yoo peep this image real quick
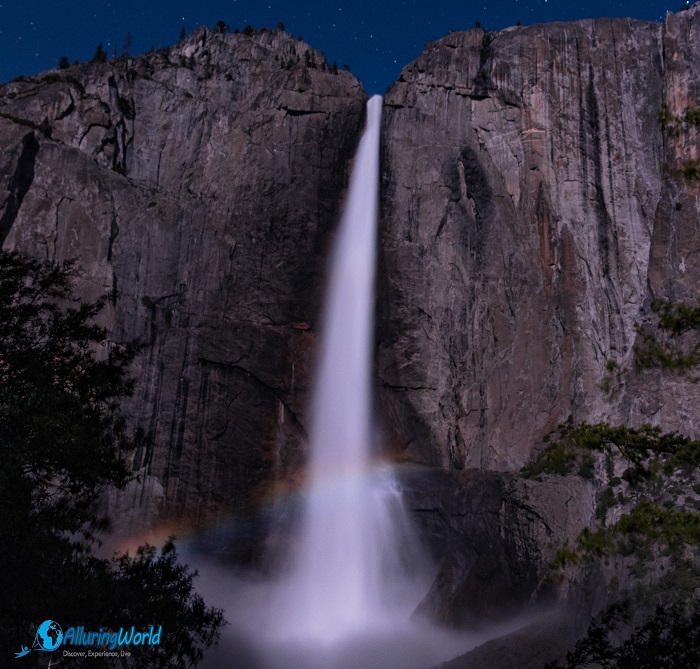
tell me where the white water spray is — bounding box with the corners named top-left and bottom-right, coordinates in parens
top-left (283, 94), bottom-right (429, 642)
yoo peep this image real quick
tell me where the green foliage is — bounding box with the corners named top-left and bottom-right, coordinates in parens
top-left (91, 42), bottom-right (108, 64)
top-left (597, 486), bottom-right (617, 521)
top-left (634, 328), bottom-right (700, 369)
top-left (0, 251), bottom-right (222, 665)
top-left (568, 422), bottom-right (696, 466)
top-left (651, 299), bottom-right (700, 336)
top-left (521, 422), bottom-right (698, 480)
top-left (634, 300), bottom-right (700, 370)
top-left (675, 158), bottom-right (700, 181)
top-left (105, 540), bottom-right (224, 668)
top-left (615, 500), bottom-right (700, 549)
top-left (683, 106), bottom-right (700, 126)
top-left (521, 441), bottom-right (574, 478)
top-left (551, 541), bottom-right (581, 569)
top-left (656, 104), bottom-right (700, 137)
top-left (578, 454), bottom-right (596, 479)
top-left (534, 424), bottom-right (700, 570)
top-left (545, 602), bottom-right (628, 669)
top-left (657, 104), bottom-right (674, 129)
top-left (553, 501), bottom-right (700, 568)
top-left (657, 104), bottom-right (700, 135)
top-left (547, 600), bottom-right (700, 669)
top-left (576, 526), bottom-right (613, 557)
top-left (0, 252), bottom-right (135, 523)
top-left (657, 104), bottom-right (700, 182)
top-left (601, 358), bottom-right (626, 395)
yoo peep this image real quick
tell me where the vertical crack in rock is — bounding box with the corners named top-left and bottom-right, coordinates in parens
top-left (586, 61), bottom-right (625, 353)
top-left (473, 31), bottom-right (495, 100)
top-left (457, 145), bottom-right (492, 266)
top-left (0, 132), bottom-right (39, 247)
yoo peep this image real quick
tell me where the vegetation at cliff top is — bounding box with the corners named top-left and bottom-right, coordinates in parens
top-left (91, 42), bottom-right (108, 64)
top-left (0, 250), bottom-right (223, 667)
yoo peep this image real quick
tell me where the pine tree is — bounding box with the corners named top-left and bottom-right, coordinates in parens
top-left (91, 42), bottom-right (107, 63)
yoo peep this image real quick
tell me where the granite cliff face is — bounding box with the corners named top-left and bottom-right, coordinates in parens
top-left (0, 28), bottom-right (366, 545)
top-left (378, 8), bottom-right (700, 472)
top-left (2, 8), bottom-right (700, 644)
top-left (374, 8), bottom-right (700, 638)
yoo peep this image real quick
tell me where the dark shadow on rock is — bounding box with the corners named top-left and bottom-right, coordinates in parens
top-left (433, 607), bottom-right (580, 669)
top-left (397, 467), bottom-right (545, 628)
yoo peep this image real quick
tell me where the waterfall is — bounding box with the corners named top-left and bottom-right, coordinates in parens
top-left (277, 94), bottom-right (429, 643)
top-left (194, 96), bottom-right (481, 669)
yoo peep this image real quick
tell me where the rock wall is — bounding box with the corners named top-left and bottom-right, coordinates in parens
top-left (0, 28), bottom-right (366, 543)
top-left (378, 7), bottom-right (700, 473)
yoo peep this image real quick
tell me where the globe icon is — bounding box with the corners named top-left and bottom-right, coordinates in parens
top-left (34, 620), bottom-right (63, 652)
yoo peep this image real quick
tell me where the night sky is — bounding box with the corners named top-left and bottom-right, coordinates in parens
top-left (0, 0), bottom-right (694, 94)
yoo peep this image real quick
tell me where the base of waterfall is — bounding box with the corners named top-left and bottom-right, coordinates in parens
top-left (182, 534), bottom-right (549, 669)
top-left (187, 556), bottom-right (552, 669)
top-left (203, 615), bottom-right (474, 669)
top-left (187, 557), bottom-right (536, 669)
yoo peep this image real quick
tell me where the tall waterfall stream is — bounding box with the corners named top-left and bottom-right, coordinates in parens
top-left (191, 96), bottom-right (525, 669)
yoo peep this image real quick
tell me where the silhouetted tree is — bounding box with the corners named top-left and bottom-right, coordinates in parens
top-left (122, 32), bottom-right (133, 58)
top-left (547, 600), bottom-right (700, 669)
top-left (243, 24), bottom-right (255, 36)
top-left (91, 42), bottom-right (107, 63)
top-left (180, 25), bottom-right (187, 41)
top-left (58, 56), bottom-right (70, 69)
top-left (277, 21), bottom-right (286, 32)
top-left (215, 20), bottom-right (230, 34)
top-left (0, 251), bottom-right (223, 666)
